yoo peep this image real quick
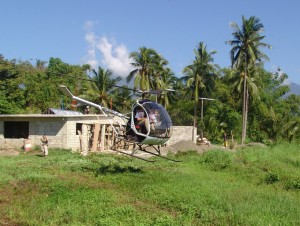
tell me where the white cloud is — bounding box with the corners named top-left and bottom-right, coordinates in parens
top-left (84, 33), bottom-right (97, 68)
top-left (82, 21), bottom-right (133, 78)
top-left (97, 37), bottom-right (132, 77)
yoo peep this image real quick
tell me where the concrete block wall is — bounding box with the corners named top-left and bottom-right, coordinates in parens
top-left (0, 119), bottom-right (67, 150)
top-left (0, 116), bottom-right (194, 151)
top-left (30, 119), bottom-right (66, 149)
top-left (66, 119), bottom-right (81, 150)
top-left (0, 121), bottom-right (3, 139)
top-left (0, 115), bottom-right (111, 151)
top-left (0, 121), bottom-right (23, 149)
top-left (167, 126), bottom-right (194, 146)
top-left (0, 117), bottom-right (68, 150)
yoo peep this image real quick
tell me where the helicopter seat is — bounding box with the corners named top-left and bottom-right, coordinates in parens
top-left (135, 124), bottom-right (148, 134)
top-left (135, 124), bottom-right (142, 133)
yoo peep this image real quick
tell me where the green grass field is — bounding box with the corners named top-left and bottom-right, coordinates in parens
top-left (0, 144), bottom-right (299, 225)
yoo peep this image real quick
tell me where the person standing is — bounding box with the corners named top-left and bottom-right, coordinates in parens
top-left (40, 135), bottom-right (48, 156)
top-left (83, 106), bottom-right (90, 114)
top-left (223, 132), bottom-right (227, 148)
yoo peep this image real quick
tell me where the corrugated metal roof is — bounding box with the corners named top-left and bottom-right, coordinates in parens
top-left (43, 108), bottom-right (83, 115)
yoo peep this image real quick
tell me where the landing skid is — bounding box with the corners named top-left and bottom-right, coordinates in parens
top-left (111, 148), bottom-right (155, 162)
top-left (135, 144), bottom-right (182, 162)
top-left (110, 136), bottom-right (181, 162)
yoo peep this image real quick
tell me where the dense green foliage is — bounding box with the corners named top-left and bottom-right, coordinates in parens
top-left (1, 15), bottom-right (300, 144)
top-left (0, 144), bottom-right (299, 225)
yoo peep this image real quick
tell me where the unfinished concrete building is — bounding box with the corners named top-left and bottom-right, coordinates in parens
top-left (0, 109), bottom-right (193, 153)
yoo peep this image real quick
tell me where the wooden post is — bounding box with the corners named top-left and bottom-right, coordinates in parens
top-left (81, 124), bottom-right (89, 156)
top-left (78, 130), bottom-right (83, 151)
top-left (111, 126), bottom-right (115, 147)
top-left (106, 126), bottom-right (110, 147)
top-left (193, 126), bottom-right (197, 144)
top-left (91, 123), bottom-right (100, 152)
top-left (100, 124), bottom-right (106, 152)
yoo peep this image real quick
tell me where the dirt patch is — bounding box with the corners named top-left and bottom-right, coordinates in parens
top-left (161, 140), bottom-right (218, 154)
top-left (0, 142), bottom-right (21, 156)
top-left (0, 149), bottom-right (20, 156)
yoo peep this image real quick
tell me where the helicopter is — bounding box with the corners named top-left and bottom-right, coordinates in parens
top-left (59, 85), bottom-right (180, 162)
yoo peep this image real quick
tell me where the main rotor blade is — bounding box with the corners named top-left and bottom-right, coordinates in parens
top-left (198, 97), bottom-right (216, 101)
top-left (57, 73), bottom-right (175, 97)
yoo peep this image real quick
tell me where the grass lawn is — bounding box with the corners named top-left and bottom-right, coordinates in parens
top-left (0, 143), bottom-right (299, 225)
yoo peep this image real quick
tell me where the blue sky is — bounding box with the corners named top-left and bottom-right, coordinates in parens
top-left (1, 0), bottom-right (300, 84)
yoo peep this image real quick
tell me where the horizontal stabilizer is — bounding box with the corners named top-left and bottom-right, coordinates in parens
top-left (59, 85), bottom-right (74, 98)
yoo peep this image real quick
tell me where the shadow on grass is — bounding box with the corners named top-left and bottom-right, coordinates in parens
top-left (79, 160), bottom-right (144, 175)
top-left (95, 164), bottom-right (144, 175)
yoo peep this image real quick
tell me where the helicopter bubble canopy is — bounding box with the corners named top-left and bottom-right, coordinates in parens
top-left (132, 100), bottom-right (173, 142)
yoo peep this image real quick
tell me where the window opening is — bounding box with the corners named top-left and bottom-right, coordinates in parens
top-left (76, 123), bottom-right (83, 135)
top-left (4, 121), bottom-right (29, 138)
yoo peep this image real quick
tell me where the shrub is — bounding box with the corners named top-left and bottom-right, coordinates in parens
top-left (200, 150), bottom-right (232, 170)
top-left (265, 171), bottom-right (279, 184)
top-left (284, 179), bottom-right (300, 190)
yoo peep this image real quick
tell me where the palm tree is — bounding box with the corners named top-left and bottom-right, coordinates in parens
top-left (181, 42), bottom-right (219, 141)
top-left (182, 42), bottom-right (218, 99)
top-left (228, 67), bottom-right (260, 106)
top-left (156, 68), bottom-right (177, 109)
top-left (35, 59), bottom-right (47, 71)
top-left (86, 66), bottom-right (122, 108)
top-left (127, 47), bottom-right (161, 91)
top-left (150, 54), bottom-right (169, 90)
top-left (111, 85), bottom-right (134, 113)
top-left (226, 16), bottom-right (271, 145)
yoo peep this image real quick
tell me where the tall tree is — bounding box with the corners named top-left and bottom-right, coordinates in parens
top-left (226, 16), bottom-right (271, 145)
top-left (154, 68), bottom-right (177, 108)
top-left (0, 56), bottom-right (20, 113)
top-left (127, 47), bottom-right (160, 91)
top-left (150, 53), bottom-right (169, 90)
top-left (249, 68), bottom-right (300, 143)
top-left (87, 66), bottom-right (122, 108)
top-left (182, 42), bottom-right (218, 140)
top-left (111, 85), bottom-right (134, 113)
top-left (182, 42), bottom-right (218, 99)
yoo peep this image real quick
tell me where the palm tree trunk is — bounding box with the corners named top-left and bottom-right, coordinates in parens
top-left (241, 71), bottom-right (247, 146)
top-left (192, 79), bottom-right (199, 143)
top-left (201, 98), bottom-right (204, 139)
top-left (193, 103), bottom-right (198, 143)
top-left (244, 86), bottom-right (249, 143)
